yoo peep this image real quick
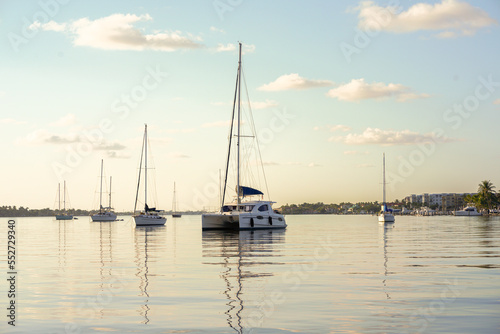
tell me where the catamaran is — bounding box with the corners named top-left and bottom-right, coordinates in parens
top-left (133, 124), bottom-right (166, 226)
top-left (202, 43), bottom-right (286, 230)
top-left (378, 153), bottom-right (395, 223)
top-left (55, 181), bottom-right (73, 220)
top-left (91, 159), bottom-right (117, 222)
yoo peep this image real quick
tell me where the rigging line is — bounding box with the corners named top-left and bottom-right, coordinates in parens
top-left (241, 68), bottom-right (271, 200)
top-left (134, 128), bottom-right (146, 213)
top-left (221, 59), bottom-right (240, 209)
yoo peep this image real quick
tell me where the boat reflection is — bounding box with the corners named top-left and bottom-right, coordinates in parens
top-left (134, 225), bottom-right (166, 324)
top-left (380, 223), bottom-right (394, 300)
top-left (202, 229), bottom-right (286, 333)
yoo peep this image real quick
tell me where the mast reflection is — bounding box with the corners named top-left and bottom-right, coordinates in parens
top-left (202, 229), bottom-right (285, 333)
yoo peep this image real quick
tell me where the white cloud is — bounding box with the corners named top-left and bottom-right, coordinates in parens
top-left (215, 43), bottom-right (255, 53)
top-left (210, 26), bottom-right (225, 33)
top-left (50, 113), bottom-right (77, 127)
top-left (249, 99), bottom-right (278, 110)
top-left (106, 151), bottom-right (130, 159)
top-left (308, 162), bottom-right (321, 168)
top-left (34, 14), bottom-right (203, 51)
top-left (344, 150), bottom-right (369, 155)
top-left (331, 127), bottom-right (457, 145)
top-left (357, 0), bottom-right (497, 38)
top-left (170, 152), bottom-right (190, 159)
top-left (327, 78), bottom-right (429, 102)
top-left (493, 98), bottom-right (500, 105)
top-left (202, 120), bottom-right (231, 128)
top-left (0, 118), bottom-right (25, 125)
top-left (258, 73), bottom-right (333, 91)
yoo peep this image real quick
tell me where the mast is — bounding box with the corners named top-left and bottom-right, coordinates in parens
top-left (109, 176), bottom-right (112, 209)
top-left (144, 124), bottom-right (148, 210)
top-left (63, 180), bottom-right (66, 212)
top-left (383, 153), bottom-right (386, 211)
top-left (237, 42), bottom-right (242, 207)
top-left (58, 183), bottom-right (61, 211)
top-left (172, 182), bottom-right (176, 213)
top-left (99, 159), bottom-right (103, 212)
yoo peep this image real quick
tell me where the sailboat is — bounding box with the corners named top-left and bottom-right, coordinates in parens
top-left (172, 182), bottom-right (182, 218)
top-left (378, 153), bottom-right (395, 223)
top-left (91, 159), bottom-right (117, 222)
top-left (55, 181), bottom-right (73, 220)
top-left (133, 124), bottom-right (166, 226)
top-left (202, 43), bottom-right (287, 230)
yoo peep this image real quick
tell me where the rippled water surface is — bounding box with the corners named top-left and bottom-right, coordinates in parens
top-left (1, 215), bottom-right (499, 333)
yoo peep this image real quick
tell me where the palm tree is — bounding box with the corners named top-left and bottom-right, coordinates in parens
top-left (477, 180), bottom-right (497, 212)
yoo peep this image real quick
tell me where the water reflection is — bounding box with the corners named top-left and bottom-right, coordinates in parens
top-left (134, 226), bottom-right (166, 324)
top-left (202, 229), bottom-right (286, 333)
top-left (380, 223), bottom-right (394, 300)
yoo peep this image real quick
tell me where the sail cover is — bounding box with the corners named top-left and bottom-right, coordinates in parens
top-left (238, 186), bottom-right (264, 198)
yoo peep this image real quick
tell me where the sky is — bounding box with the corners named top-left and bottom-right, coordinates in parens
top-left (1, 0), bottom-right (500, 211)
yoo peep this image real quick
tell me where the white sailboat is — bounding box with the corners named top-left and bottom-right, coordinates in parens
top-left (378, 153), bottom-right (395, 223)
top-left (133, 124), bottom-right (166, 226)
top-left (172, 182), bottom-right (182, 218)
top-left (202, 43), bottom-right (287, 230)
top-left (55, 181), bottom-right (73, 220)
top-left (91, 159), bottom-right (117, 222)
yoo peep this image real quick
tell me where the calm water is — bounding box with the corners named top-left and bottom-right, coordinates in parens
top-left (1, 215), bottom-right (499, 333)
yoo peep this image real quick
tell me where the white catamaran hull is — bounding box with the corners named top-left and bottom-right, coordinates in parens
top-left (134, 215), bottom-right (166, 226)
top-left (378, 213), bottom-right (395, 223)
top-left (91, 212), bottom-right (117, 222)
top-left (202, 212), bottom-right (286, 230)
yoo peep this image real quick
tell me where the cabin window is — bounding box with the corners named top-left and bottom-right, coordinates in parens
top-left (245, 205), bottom-right (254, 212)
top-left (258, 204), bottom-right (269, 212)
top-left (222, 206), bottom-right (231, 212)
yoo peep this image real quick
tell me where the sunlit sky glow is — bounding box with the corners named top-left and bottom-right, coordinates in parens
top-left (1, 0), bottom-right (499, 211)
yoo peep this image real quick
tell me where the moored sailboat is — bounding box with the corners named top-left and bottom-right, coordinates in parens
top-left (55, 181), bottom-right (73, 220)
top-left (202, 43), bottom-right (286, 230)
top-left (378, 153), bottom-right (395, 224)
top-left (91, 159), bottom-right (117, 222)
top-left (133, 124), bottom-right (166, 226)
top-left (172, 182), bottom-right (182, 218)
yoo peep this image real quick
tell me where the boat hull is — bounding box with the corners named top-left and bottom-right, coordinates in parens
top-left (454, 212), bottom-right (482, 216)
top-left (91, 213), bottom-right (117, 222)
top-left (56, 215), bottom-right (73, 220)
top-left (134, 215), bottom-right (166, 226)
top-left (202, 212), bottom-right (286, 230)
top-left (378, 213), bottom-right (395, 223)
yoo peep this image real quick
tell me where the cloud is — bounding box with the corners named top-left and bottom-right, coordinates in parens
top-left (202, 120), bottom-right (231, 128)
top-left (327, 78), bottom-right (429, 102)
top-left (50, 113), bottom-right (78, 127)
top-left (331, 127), bottom-right (458, 145)
top-left (314, 124), bottom-right (352, 132)
top-left (356, 0), bottom-right (497, 38)
top-left (210, 26), bottom-right (225, 33)
top-left (308, 162), bottom-right (321, 168)
top-left (215, 43), bottom-right (255, 53)
top-left (249, 99), bottom-right (278, 110)
top-left (0, 118), bottom-right (25, 125)
top-left (170, 152), bottom-right (190, 159)
top-left (106, 151), bottom-right (130, 159)
top-left (344, 150), bottom-right (369, 155)
top-left (33, 14), bottom-right (203, 51)
top-left (262, 161), bottom-right (280, 166)
top-left (493, 98), bottom-right (500, 105)
top-left (258, 73), bottom-right (333, 91)
top-left (19, 129), bottom-right (129, 151)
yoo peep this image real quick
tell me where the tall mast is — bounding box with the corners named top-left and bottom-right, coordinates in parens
top-left (144, 124), bottom-right (148, 209)
top-left (99, 159), bottom-right (103, 211)
top-left (109, 176), bottom-right (112, 209)
top-left (172, 182), bottom-right (176, 212)
top-left (383, 153), bottom-right (386, 209)
top-left (63, 180), bottom-right (66, 211)
top-left (237, 42), bottom-right (242, 207)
